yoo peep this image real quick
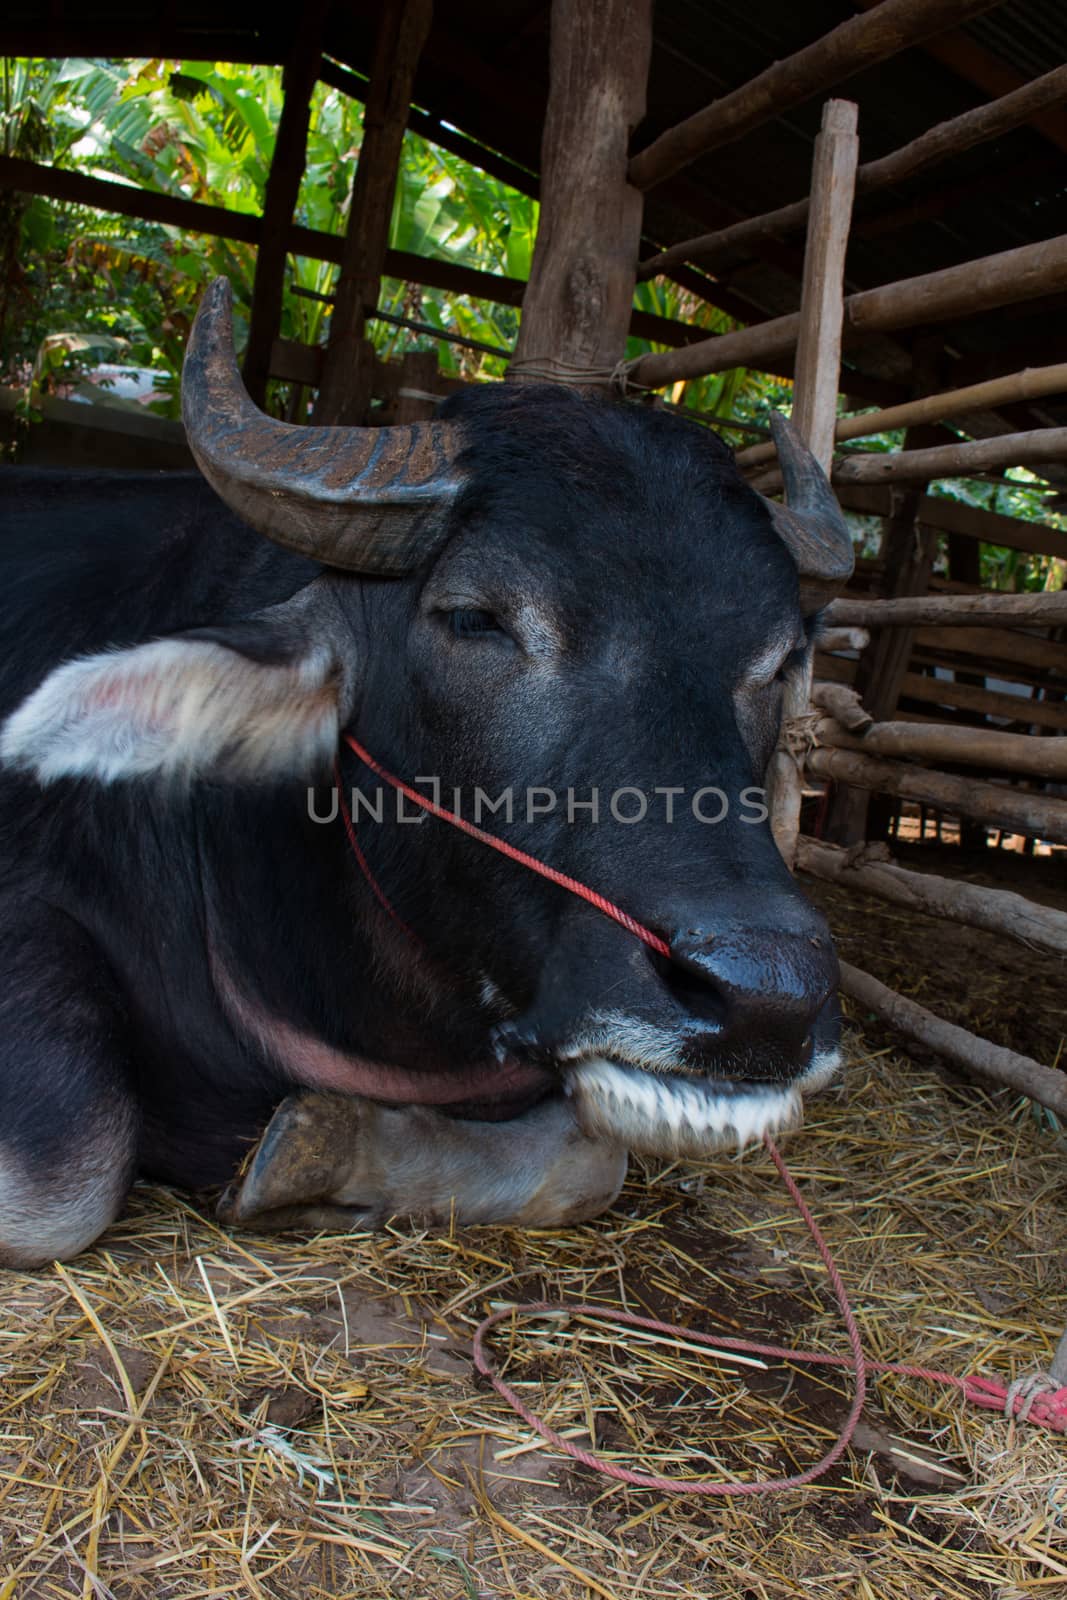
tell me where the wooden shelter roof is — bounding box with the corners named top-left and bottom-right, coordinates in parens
top-left (5, 1), bottom-right (1066, 432)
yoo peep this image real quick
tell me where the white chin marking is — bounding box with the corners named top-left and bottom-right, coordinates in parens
top-left (798, 1047), bottom-right (842, 1095)
top-left (567, 1057), bottom-right (802, 1160)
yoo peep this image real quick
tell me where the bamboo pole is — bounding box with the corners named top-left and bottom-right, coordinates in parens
top-left (736, 363), bottom-right (1067, 470)
top-left (768, 99), bottom-right (858, 871)
top-left (813, 714), bottom-right (1067, 780)
top-left (626, 0), bottom-right (1000, 192)
top-left (798, 838), bottom-right (1067, 957)
top-left (637, 64), bottom-right (1067, 281)
top-left (806, 745), bottom-right (1067, 843)
top-left (624, 234), bottom-right (1067, 390)
top-left (832, 427), bottom-right (1067, 485)
top-left (827, 592), bottom-right (1067, 628)
top-left (837, 961), bottom-right (1067, 1118)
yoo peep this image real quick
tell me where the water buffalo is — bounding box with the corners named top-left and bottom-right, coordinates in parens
top-left (0, 279), bottom-right (852, 1268)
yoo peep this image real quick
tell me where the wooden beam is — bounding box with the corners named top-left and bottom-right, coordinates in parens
top-left (737, 362), bottom-right (1067, 470)
top-left (317, 57), bottom-right (541, 200)
top-left (638, 64), bottom-right (1067, 282)
top-left (813, 715), bottom-right (1067, 780)
top-left (807, 745), bottom-right (1067, 843)
top-left (510, 0), bottom-right (653, 383)
top-left (896, 672), bottom-right (1067, 732)
top-left (819, 627), bottom-right (871, 655)
top-left (912, 28), bottom-right (1067, 156)
top-left (626, 0), bottom-right (1002, 192)
top-left (911, 626), bottom-right (1067, 679)
top-left (828, 592), bottom-right (1067, 628)
top-left (0, 155), bottom-right (713, 363)
top-left (815, 659), bottom-right (1067, 730)
top-left (836, 483), bottom-right (1067, 560)
top-left (0, 27), bottom-right (281, 61)
top-left (837, 960), bottom-right (1067, 1118)
top-left (316, 0), bottom-right (433, 424)
top-left (833, 427), bottom-right (1067, 486)
top-left (625, 234), bottom-right (1067, 390)
top-left (243, 13), bottom-right (328, 407)
top-left (770, 98), bottom-right (859, 871)
top-left (798, 839), bottom-right (1067, 957)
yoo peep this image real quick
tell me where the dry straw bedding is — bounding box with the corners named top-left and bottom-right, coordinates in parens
top-left (1, 1036), bottom-right (1065, 1600)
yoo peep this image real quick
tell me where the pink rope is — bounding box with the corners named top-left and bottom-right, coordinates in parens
top-left (337, 732), bottom-right (1067, 1487)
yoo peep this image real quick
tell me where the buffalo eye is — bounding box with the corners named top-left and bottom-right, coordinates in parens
top-left (448, 608), bottom-right (505, 639)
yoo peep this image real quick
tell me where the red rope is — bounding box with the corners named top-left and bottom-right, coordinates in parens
top-left (336, 732), bottom-right (1067, 1486)
top-left (342, 732), bottom-right (670, 956)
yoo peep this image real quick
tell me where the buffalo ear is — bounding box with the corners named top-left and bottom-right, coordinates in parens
top-left (0, 583), bottom-right (356, 786)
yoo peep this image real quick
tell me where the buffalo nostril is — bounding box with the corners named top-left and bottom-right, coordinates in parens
top-left (647, 948), bottom-right (725, 1025)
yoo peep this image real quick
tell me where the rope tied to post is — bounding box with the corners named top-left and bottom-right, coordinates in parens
top-left (504, 353), bottom-right (655, 398)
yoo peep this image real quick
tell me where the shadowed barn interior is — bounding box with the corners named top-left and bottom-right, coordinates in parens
top-left (0, 2), bottom-right (1065, 1595)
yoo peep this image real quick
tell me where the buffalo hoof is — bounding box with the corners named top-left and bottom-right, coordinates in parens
top-left (217, 1092), bottom-right (627, 1234)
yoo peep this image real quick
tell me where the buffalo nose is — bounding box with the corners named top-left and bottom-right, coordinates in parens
top-left (658, 923), bottom-right (837, 1067)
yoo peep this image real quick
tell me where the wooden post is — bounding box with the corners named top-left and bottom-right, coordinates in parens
top-left (315, 0), bottom-right (433, 425)
top-left (769, 99), bottom-right (858, 870)
top-left (823, 332), bottom-right (944, 846)
top-left (394, 348), bottom-right (439, 422)
top-left (509, 0), bottom-right (653, 385)
top-left (791, 101), bottom-right (859, 472)
top-left (242, 6), bottom-right (329, 409)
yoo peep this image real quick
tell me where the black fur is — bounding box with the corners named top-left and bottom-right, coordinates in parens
top-left (0, 387), bottom-right (839, 1206)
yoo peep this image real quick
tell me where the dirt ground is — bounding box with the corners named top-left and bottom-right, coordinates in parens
top-left (802, 838), bottom-right (1067, 1072)
top-left (1, 854), bottom-right (1065, 1599)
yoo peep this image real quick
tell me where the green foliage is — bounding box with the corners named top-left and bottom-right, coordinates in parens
top-left (1, 55), bottom-right (775, 420)
top-left (2, 55), bottom-right (1063, 593)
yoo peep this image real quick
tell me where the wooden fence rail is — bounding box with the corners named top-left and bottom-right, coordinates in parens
top-left (639, 63), bottom-right (1067, 281)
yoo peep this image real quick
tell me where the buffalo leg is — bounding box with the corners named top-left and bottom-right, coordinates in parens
top-left (217, 1093), bottom-right (627, 1233)
top-left (0, 904), bottom-right (138, 1269)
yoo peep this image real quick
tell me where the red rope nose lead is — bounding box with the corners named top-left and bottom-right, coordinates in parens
top-left (335, 732), bottom-right (1067, 1494)
top-left (341, 731), bottom-right (671, 958)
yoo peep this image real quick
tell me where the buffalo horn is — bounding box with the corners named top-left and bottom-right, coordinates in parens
top-left (761, 413), bottom-right (854, 613)
top-left (181, 278), bottom-right (462, 573)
